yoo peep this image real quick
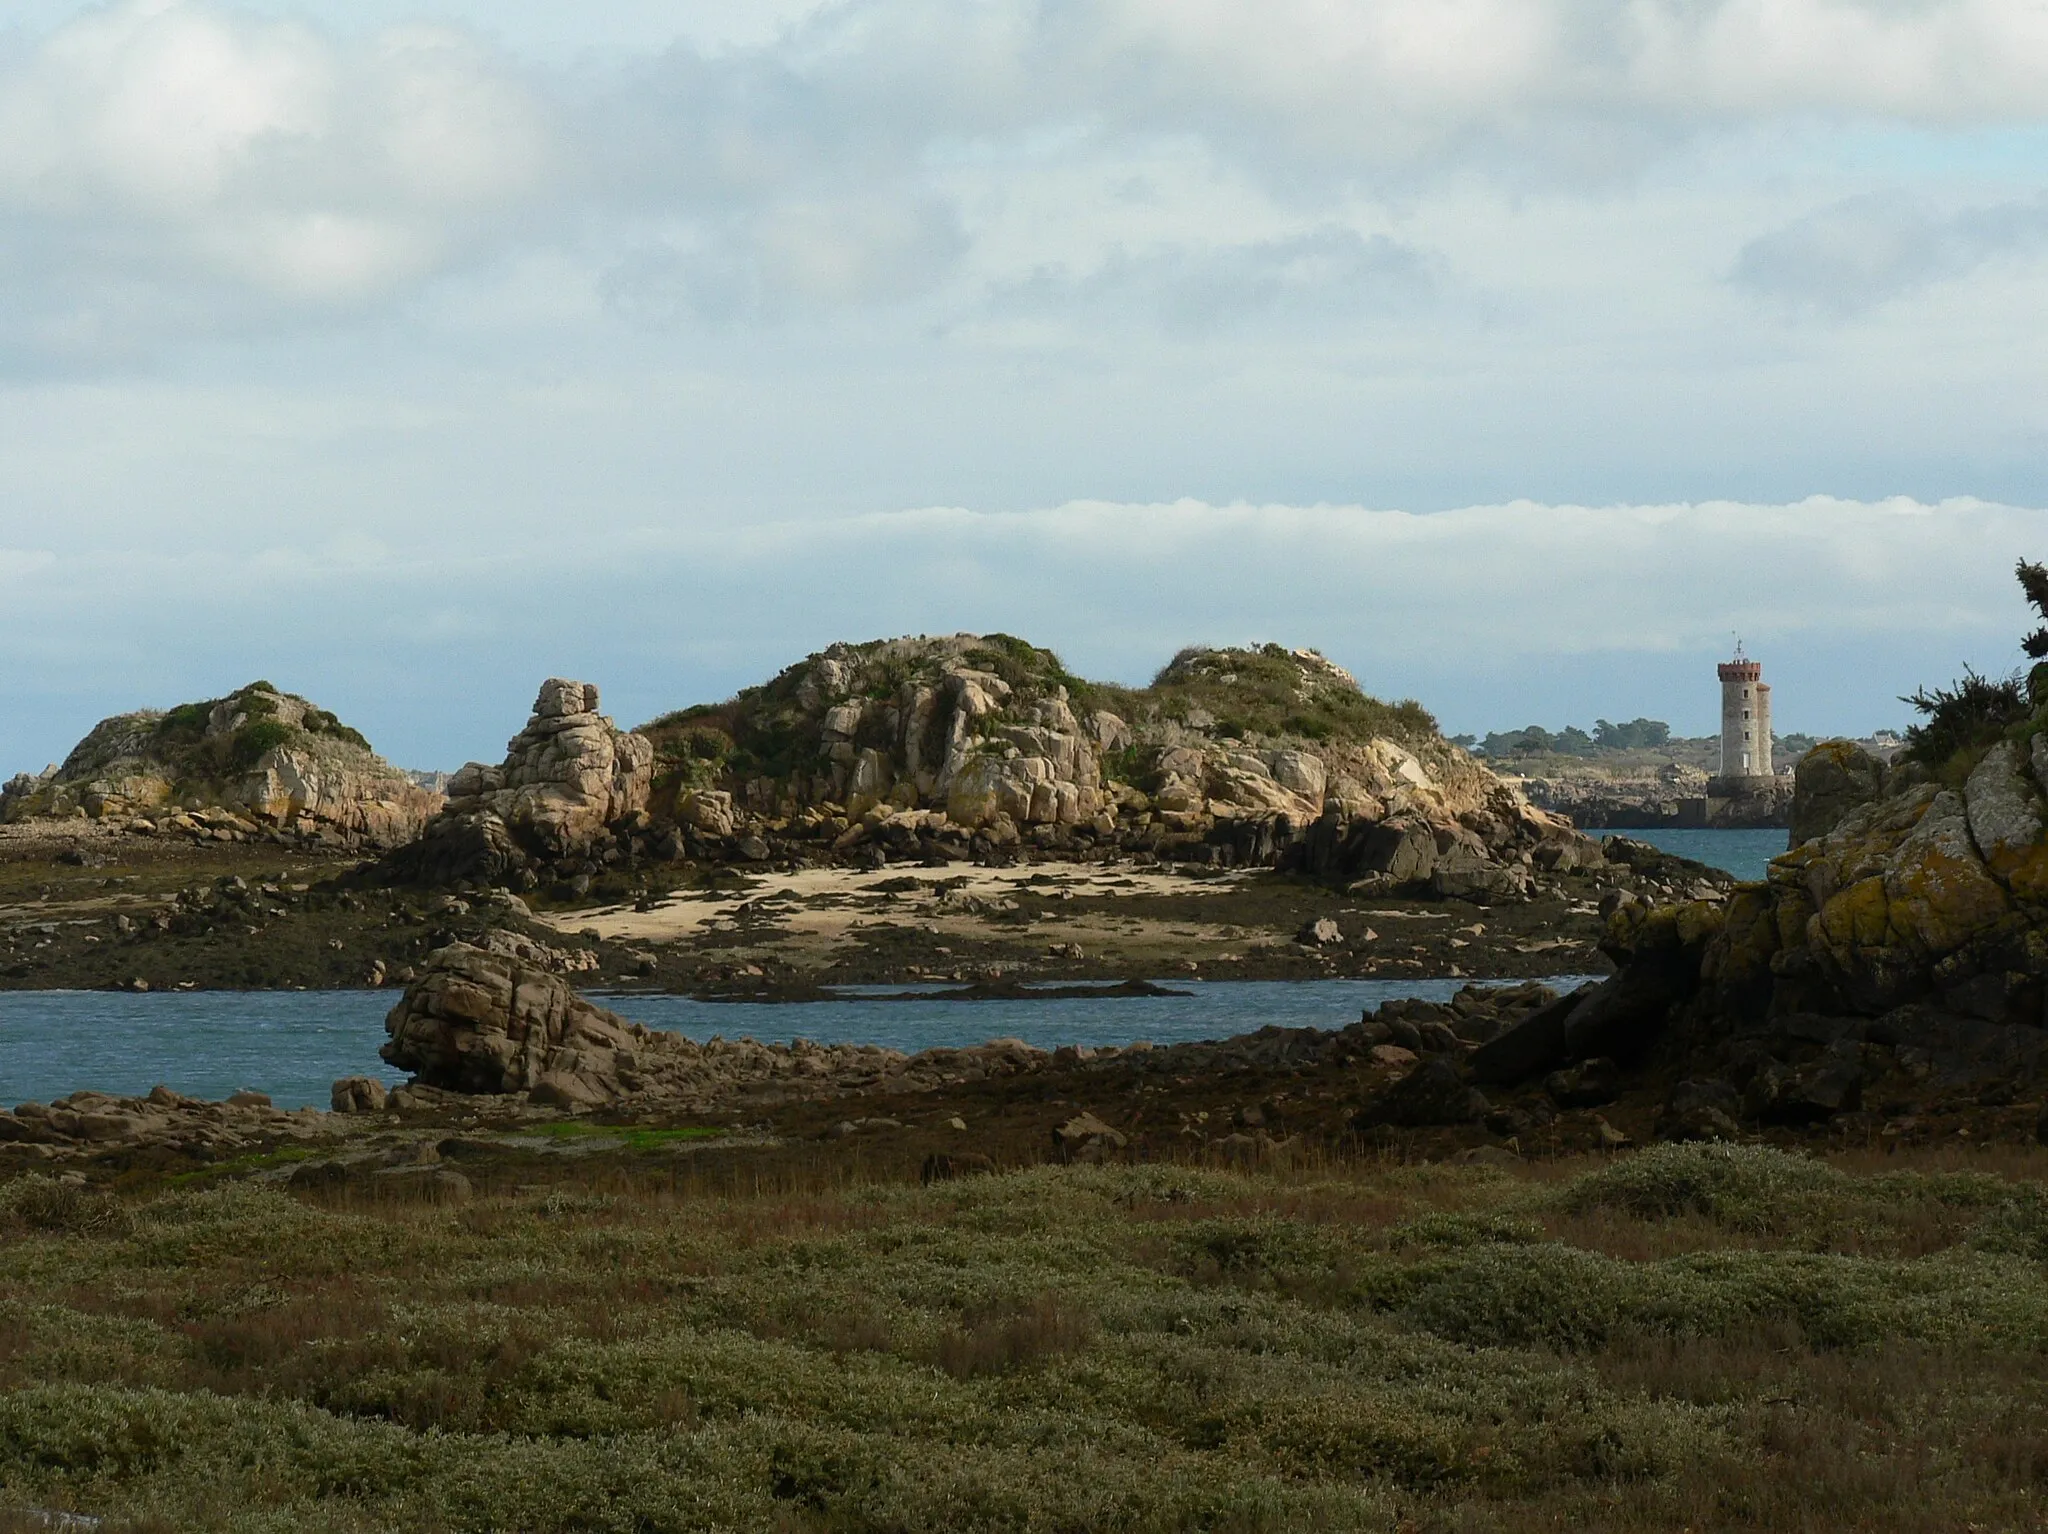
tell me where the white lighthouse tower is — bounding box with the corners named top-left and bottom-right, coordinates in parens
top-left (1717, 643), bottom-right (1773, 781)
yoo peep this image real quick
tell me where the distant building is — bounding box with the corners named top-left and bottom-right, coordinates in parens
top-left (1716, 644), bottom-right (1773, 781)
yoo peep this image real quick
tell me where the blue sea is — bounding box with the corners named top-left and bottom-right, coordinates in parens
top-left (0, 976), bottom-right (1600, 1111)
top-left (1598, 827), bottom-right (1788, 882)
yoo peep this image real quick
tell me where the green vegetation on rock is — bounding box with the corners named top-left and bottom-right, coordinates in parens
top-left (1143, 643), bottom-right (1434, 744)
top-left (638, 636), bottom-right (1437, 794)
top-left (1, 681), bottom-right (430, 846)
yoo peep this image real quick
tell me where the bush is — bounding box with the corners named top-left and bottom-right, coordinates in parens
top-left (1901, 667), bottom-right (2028, 769)
top-left (1900, 559), bottom-right (2048, 769)
top-left (228, 719), bottom-right (296, 772)
top-left (1558, 1144), bottom-right (1845, 1231)
top-left (927, 1291), bottom-right (1093, 1378)
top-left (0, 1175), bottom-right (129, 1238)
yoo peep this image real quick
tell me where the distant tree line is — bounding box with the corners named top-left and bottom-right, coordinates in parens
top-left (1443, 723), bottom-right (1835, 761)
top-left (1450, 718), bottom-right (1674, 757)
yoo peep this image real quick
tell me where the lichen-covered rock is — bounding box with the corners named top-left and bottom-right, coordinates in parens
top-left (0, 681), bottom-right (438, 848)
top-left (1966, 741), bottom-right (2048, 899)
top-left (1562, 733), bottom-right (2048, 1127)
top-left (1790, 739), bottom-right (1890, 847)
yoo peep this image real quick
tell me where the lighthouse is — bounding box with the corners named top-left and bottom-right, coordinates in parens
top-left (1717, 644), bottom-right (1773, 781)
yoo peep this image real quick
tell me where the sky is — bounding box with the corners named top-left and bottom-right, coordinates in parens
top-left (3, 0), bottom-right (2047, 773)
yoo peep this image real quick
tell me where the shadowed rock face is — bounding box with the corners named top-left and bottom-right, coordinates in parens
top-left (0, 682), bottom-right (439, 849)
top-left (1457, 736), bottom-right (2048, 1137)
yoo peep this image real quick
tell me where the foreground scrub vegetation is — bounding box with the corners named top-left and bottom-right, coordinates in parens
top-left (6, 1144), bottom-right (2048, 1531)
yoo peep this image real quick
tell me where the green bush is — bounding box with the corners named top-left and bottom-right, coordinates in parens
top-left (1557, 1143), bottom-right (1845, 1231)
top-left (1902, 560), bottom-right (2048, 769)
top-left (4, 1157), bottom-right (2048, 1528)
top-left (229, 719), bottom-right (296, 771)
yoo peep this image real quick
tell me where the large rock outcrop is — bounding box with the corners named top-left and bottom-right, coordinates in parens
top-left (1463, 734), bottom-right (2048, 1132)
top-left (635, 635), bottom-right (1594, 891)
top-left (443, 679), bottom-right (653, 856)
top-left (376, 679), bottom-right (653, 888)
top-left (0, 682), bottom-right (439, 849)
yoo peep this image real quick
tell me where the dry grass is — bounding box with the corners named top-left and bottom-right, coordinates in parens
top-left (4, 1144), bottom-right (2048, 1531)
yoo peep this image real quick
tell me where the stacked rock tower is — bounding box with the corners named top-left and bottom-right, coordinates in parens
top-left (1716, 644), bottom-right (1772, 781)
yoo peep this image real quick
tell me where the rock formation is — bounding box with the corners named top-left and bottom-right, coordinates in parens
top-left (377, 943), bottom-right (1584, 1122)
top-left (1514, 763), bottom-right (1794, 830)
top-left (0, 1084), bottom-right (339, 1156)
top-left (630, 634), bottom-right (1594, 894)
top-left (376, 679), bottom-right (653, 888)
top-left (380, 941), bottom-right (1057, 1110)
top-left (0, 682), bottom-right (439, 849)
top-left (1461, 729), bottom-right (2048, 1133)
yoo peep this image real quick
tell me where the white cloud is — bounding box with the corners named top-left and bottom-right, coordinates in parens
top-left (0, 0), bottom-right (553, 361)
top-left (0, 2), bottom-right (2045, 768)
top-left (604, 190), bottom-right (966, 322)
top-left (0, 547), bottom-right (57, 581)
top-left (9, 0), bottom-right (2048, 360)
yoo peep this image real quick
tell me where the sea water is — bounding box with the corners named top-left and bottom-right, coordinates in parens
top-left (0, 976), bottom-right (1602, 1111)
top-left (1598, 826), bottom-right (1789, 882)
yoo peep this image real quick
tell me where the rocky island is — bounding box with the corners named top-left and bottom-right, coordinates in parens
top-left (1, 680), bottom-right (441, 850)
top-left (3, 637), bottom-right (1658, 995)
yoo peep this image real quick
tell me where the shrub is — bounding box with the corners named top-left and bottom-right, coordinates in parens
top-left (928, 1291), bottom-right (1093, 1378)
top-left (228, 719), bottom-right (296, 772)
top-left (1901, 559), bottom-right (2048, 769)
top-left (1558, 1143), bottom-right (1844, 1231)
top-left (1901, 667), bottom-right (2028, 769)
top-left (0, 1175), bottom-right (129, 1238)
top-left (1968, 1188), bottom-right (2048, 1262)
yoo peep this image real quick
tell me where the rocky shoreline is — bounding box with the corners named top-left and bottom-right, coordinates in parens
top-left (1510, 766), bottom-right (1796, 830)
top-left (18, 627), bottom-right (2048, 1173)
top-left (2, 815), bottom-right (1747, 996)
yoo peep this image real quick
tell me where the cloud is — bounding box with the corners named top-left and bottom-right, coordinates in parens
top-left (984, 226), bottom-right (1444, 337)
top-left (718, 0), bottom-right (2048, 184)
top-left (0, 0), bottom-right (554, 364)
top-left (0, 547), bottom-right (57, 581)
top-left (1733, 189), bottom-right (2048, 312)
top-left (10, 0), bottom-right (2048, 364)
top-left (602, 190), bottom-right (966, 322)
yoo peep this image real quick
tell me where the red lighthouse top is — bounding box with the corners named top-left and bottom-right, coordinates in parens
top-left (1718, 660), bottom-right (1761, 682)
